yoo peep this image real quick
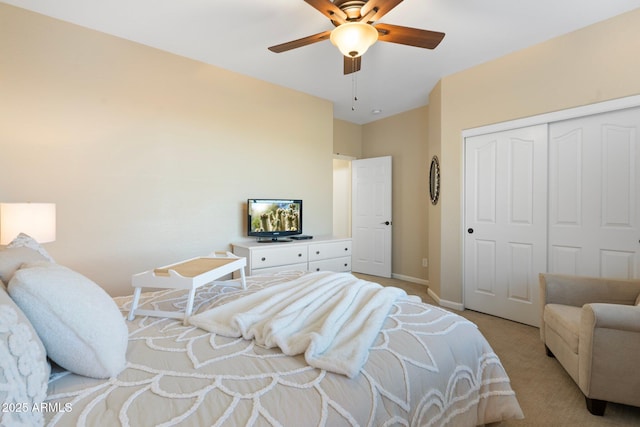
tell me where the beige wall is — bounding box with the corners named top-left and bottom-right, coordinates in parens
top-left (333, 119), bottom-right (362, 158)
top-left (333, 109), bottom-right (430, 283)
top-left (427, 82), bottom-right (442, 296)
top-left (431, 8), bottom-right (640, 303)
top-left (362, 106), bottom-right (429, 282)
top-left (0, 4), bottom-right (334, 296)
top-left (332, 158), bottom-right (351, 238)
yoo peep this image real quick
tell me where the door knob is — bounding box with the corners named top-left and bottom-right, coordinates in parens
top-left (468, 228), bottom-right (474, 234)
top-left (382, 221), bottom-right (391, 226)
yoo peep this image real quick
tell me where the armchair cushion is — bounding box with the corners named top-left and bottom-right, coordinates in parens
top-left (543, 303), bottom-right (581, 353)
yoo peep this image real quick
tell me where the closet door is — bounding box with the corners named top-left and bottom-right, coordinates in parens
top-left (549, 107), bottom-right (640, 278)
top-left (464, 125), bottom-right (547, 327)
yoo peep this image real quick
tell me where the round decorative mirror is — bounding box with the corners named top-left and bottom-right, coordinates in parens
top-left (429, 155), bottom-right (440, 205)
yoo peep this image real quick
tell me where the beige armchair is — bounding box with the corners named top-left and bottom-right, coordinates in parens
top-left (539, 273), bottom-right (640, 416)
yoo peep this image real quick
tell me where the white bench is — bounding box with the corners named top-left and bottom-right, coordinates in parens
top-left (128, 252), bottom-right (247, 324)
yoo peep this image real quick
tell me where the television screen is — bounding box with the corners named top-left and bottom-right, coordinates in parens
top-left (247, 199), bottom-right (302, 241)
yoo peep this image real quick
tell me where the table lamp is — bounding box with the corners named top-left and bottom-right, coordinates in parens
top-left (0, 203), bottom-right (56, 245)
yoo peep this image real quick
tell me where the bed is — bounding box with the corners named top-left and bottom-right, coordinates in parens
top-left (1, 240), bottom-right (523, 426)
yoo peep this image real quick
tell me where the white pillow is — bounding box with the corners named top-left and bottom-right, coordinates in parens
top-left (8, 262), bottom-right (128, 379)
top-left (0, 287), bottom-right (50, 427)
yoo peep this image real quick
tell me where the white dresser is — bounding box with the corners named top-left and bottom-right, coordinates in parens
top-left (231, 237), bottom-right (352, 276)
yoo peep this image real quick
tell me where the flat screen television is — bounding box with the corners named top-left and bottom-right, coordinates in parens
top-left (247, 199), bottom-right (302, 242)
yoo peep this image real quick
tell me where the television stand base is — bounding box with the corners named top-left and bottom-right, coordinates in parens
top-left (256, 237), bottom-right (292, 243)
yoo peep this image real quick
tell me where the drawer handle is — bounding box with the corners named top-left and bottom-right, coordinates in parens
top-left (316, 268), bottom-right (320, 271)
top-left (316, 251), bottom-right (320, 255)
top-left (344, 247), bottom-right (348, 251)
top-left (298, 253), bottom-right (302, 257)
top-left (261, 257), bottom-right (266, 262)
top-left (344, 263), bottom-right (348, 267)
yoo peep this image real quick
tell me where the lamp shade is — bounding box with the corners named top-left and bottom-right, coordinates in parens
top-left (0, 203), bottom-right (56, 245)
top-left (330, 22), bottom-right (379, 58)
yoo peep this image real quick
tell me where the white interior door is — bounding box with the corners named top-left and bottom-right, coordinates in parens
top-left (351, 156), bottom-right (392, 277)
top-left (548, 107), bottom-right (640, 278)
top-left (464, 125), bottom-right (548, 326)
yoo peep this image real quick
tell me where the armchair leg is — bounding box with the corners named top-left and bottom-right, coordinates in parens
top-left (585, 397), bottom-right (607, 416)
top-left (545, 345), bottom-right (555, 358)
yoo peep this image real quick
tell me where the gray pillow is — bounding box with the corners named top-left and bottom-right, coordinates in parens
top-left (9, 262), bottom-right (128, 379)
top-left (7, 233), bottom-right (55, 262)
top-left (0, 286), bottom-right (50, 426)
top-left (0, 246), bottom-right (48, 285)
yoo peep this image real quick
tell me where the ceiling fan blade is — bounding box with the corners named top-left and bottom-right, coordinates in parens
top-left (268, 30), bottom-right (332, 53)
top-left (304, 0), bottom-right (347, 23)
top-left (375, 23), bottom-right (445, 49)
top-left (360, 0), bottom-right (403, 22)
top-left (343, 56), bottom-right (362, 75)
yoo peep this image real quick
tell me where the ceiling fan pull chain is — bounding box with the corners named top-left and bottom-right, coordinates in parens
top-left (351, 66), bottom-right (358, 111)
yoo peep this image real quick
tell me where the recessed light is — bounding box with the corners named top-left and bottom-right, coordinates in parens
top-left (371, 109), bottom-right (382, 114)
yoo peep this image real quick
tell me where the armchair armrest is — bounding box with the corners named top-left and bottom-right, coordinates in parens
top-left (582, 303), bottom-right (640, 332)
top-left (540, 273), bottom-right (640, 308)
top-left (578, 303), bottom-right (640, 404)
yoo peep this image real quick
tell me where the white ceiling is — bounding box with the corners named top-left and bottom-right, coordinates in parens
top-left (3, 0), bottom-right (640, 124)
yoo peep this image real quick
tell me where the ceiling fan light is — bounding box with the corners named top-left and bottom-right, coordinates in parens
top-left (330, 22), bottom-right (378, 58)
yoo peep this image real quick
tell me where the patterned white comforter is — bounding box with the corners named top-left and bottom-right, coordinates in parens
top-left (44, 271), bottom-right (523, 426)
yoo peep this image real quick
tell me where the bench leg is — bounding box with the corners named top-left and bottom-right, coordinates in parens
top-left (128, 287), bottom-right (142, 321)
top-left (239, 267), bottom-right (247, 290)
top-left (184, 288), bottom-right (197, 325)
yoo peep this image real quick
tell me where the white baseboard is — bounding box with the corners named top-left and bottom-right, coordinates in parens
top-left (437, 297), bottom-right (464, 311)
top-left (426, 287), bottom-right (441, 304)
top-left (387, 273), bottom-right (465, 311)
top-left (391, 273), bottom-right (428, 286)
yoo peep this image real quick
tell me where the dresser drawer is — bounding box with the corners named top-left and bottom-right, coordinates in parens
top-left (251, 246), bottom-right (308, 269)
top-left (253, 262), bottom-right (308, 275)
top-left (308, 240), bottom-right (352, 261)
top-left (308, 256), bottom-right (351, 272)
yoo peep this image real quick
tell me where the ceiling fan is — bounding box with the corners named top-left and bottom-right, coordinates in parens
top-left (268, 0), bottom-right (445, 75)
